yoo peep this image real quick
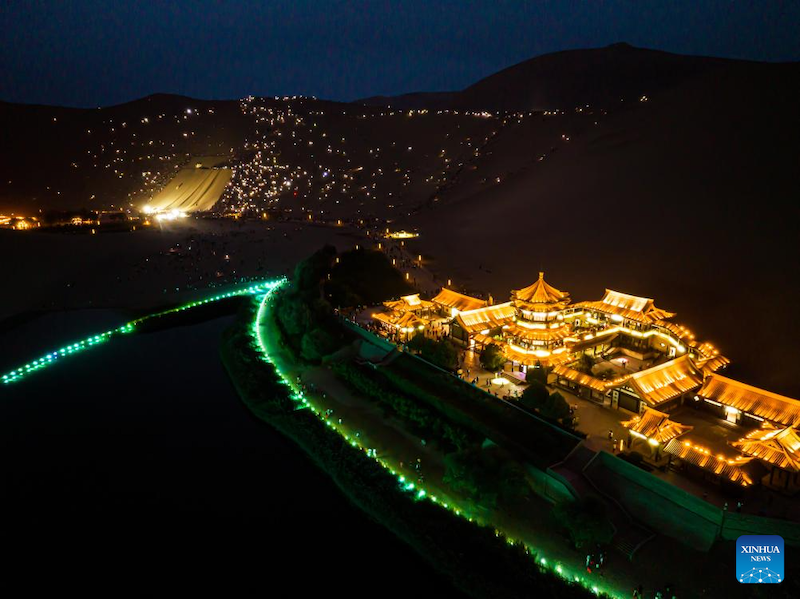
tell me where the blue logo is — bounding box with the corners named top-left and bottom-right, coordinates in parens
top-left (736, 535), bottom-right (784, 583)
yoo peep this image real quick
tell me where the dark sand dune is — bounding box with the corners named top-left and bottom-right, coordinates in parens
top-left (361, 43), bottom-right (739, 112)
top-left (403, 60), bottom-right (800, 396)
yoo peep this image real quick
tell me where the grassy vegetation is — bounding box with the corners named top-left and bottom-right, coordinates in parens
top-left (272, 245), bottom-right (406, 362)
top-left (408, 334), bottom-right (460, 371)
top-left (330, 360), bottom-right (480, 452)
top-left (382, 353), bottom-right (581, 468)
top-left (443, 446), bottom-right (531, 511)
top-left (220, 299), bottom-right (607, 599)
top-left (553, 497), bottom-right (615, 550)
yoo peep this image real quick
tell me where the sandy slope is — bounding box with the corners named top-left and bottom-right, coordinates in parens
top-left (147, 164), bottom-right (232, 212)
top-left (403, 62), bottom-right (800, 396)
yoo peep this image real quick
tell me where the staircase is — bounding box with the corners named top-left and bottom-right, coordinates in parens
top-left (611, 522), bottom-right (654, 559)
top-left (550, 443), bottom-right (656, 560)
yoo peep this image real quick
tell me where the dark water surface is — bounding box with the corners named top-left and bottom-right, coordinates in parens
top-left (0, 314), bottom-right (466, 596)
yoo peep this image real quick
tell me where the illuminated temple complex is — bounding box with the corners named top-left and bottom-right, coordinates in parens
top-left (372, 272), bottom-right (800, 491)
top-left (374, 271), bottom-right (727, 379)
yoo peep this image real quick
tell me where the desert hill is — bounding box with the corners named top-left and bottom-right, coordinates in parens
top-left (0, 94), bottom-right (499, 218)
top-left (400, 57), bottom-right (800, 396)
top-left (360, 43), bottom-right (742, 112)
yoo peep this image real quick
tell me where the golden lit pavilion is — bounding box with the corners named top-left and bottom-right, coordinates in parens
top-left (732, 425), bottom-right (800, 471)
top-left (451, 302), bottom-right (516, 347)
top-left (371, 293), bottom-right (434, 340)
top-left (573, 289), bottom-right (675, 325)
top-left (383, 293), bottom-right (434, 315)
top-left (511, 272), bottom-right (570, 315)
top-left (371, 310), bottom-right (426, 340)
top-left (731, 425), bottom-right (800, 491)
top-left (622, 406), bottom-right (693, 460)
top-left (622, 407), bottom-right (694, 445)
top-left (505, 272), bottom-right (573, 354)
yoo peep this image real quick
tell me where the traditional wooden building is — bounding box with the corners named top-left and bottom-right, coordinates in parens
top-left (696, 374), bottom-right (800, 428)
top-left (570, 289), bottom-right (680, 357)
top-left (450, 302), bottom-right (516, 347)
top-left (731, 425), bottom-right (800, 491)
top-left (372, 310), bottom-right (426, 341)
top-left (371, 293), bottom-right (434, 340)
top-left (568, 289), bottom-right (728, 367)
top-left (551, 364), bottom-right (623, 403)
top-left (622, 407), bottom-right (693, 459)
top-left (573, 289), bottom-right (675, 326)
top-left (382, 293), bottom-right (435, 317)
top-left (430, 288), bottom-right (487, 317)
top-left (663, 439), bottom-right (757, 488)
top-left (612, 355), bottom-right (704, 413)
top-left (505, 272), bottom-right (573, 355)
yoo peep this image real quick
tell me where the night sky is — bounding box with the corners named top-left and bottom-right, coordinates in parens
top-left (2, 0), bottom-right (798, 108)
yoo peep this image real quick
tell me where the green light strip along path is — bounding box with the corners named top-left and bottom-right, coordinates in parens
top-left (1, 278), bottom-right (285, 385)
top-left (252, 285), bottom-right (624, 599)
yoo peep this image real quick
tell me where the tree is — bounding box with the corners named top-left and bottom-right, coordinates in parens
top-left (294, 245), bottom-right (336, 297)
top-left (479, 343), bottom-right (506, 371)
top-left (540, 391), bottom-right (571, 422)
top-left (573, 352), bottom-right (594, 374)
top-left (410, 336), bottom-right (459, 371)
top-left (525, 362), bottom-right (548, 385)
top-left (325, 248), bottom-right (413, 307)
top-left (276, 295), bottom-right (312, 338)
top-left (443, 447), bottom-right (530, 511)
top-left (520, 381), bottom-right (549, 411)
top-left (300, 327), bottom-right (336, 362)
top-left (443, 448), bottom-right (497, 508)
top-left (497, 460), bottom-right (531, 504)
top-left (432, 339), bottom-right (460, 371)
top-left (553, 497), bottom-right (615, 549)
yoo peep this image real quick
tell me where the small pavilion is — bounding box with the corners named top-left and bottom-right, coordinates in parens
top-left (622, 407), bottom-right (693, 459)
top-left (731, 425), bottom-right (800, 492)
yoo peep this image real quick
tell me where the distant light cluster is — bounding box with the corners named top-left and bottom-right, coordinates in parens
top-left (216, 96), bottom-right (502, 219)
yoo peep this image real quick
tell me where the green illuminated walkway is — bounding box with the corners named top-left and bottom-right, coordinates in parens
top-left (1, 279), bottom-right (284, 385)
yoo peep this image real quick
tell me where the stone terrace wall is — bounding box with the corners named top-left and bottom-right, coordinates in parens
top-left (584, 451), bottom-right (800, 549)
top-left (722, 511), bottom-right (800, 545)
